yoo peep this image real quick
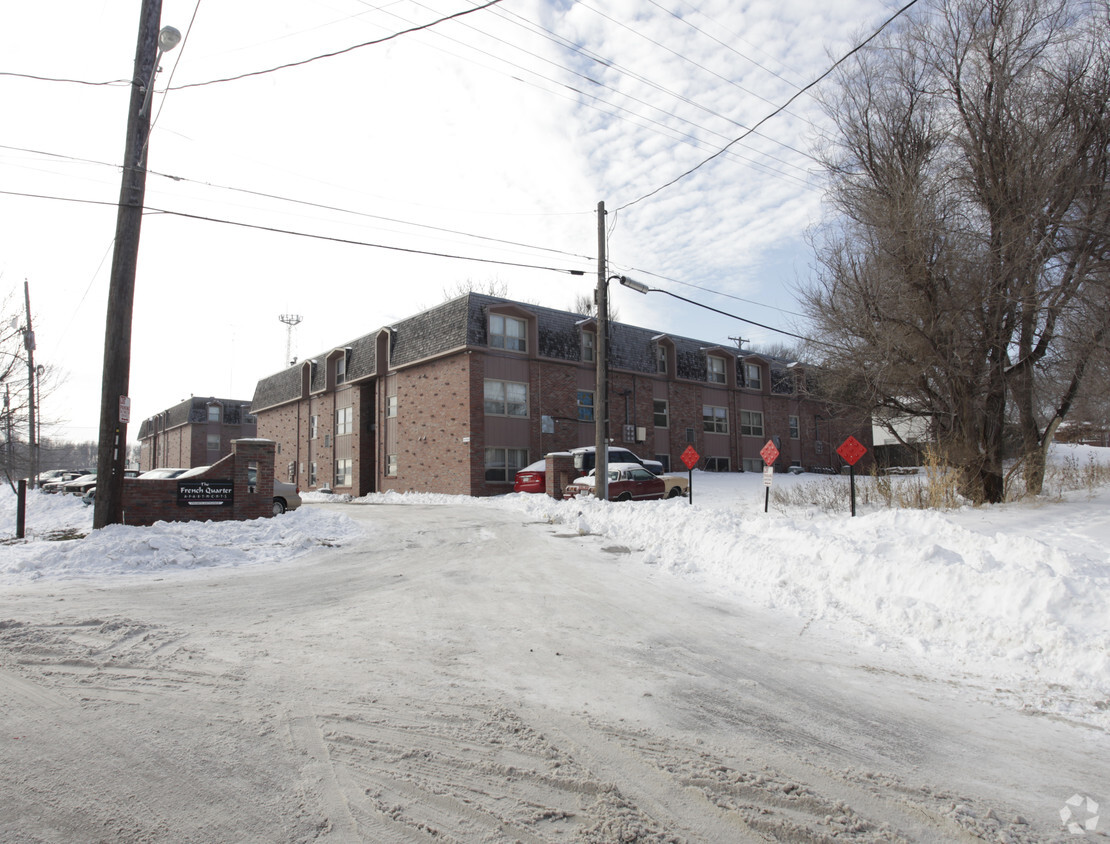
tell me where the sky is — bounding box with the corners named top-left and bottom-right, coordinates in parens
top-left (0, 0), bottom-right (898, 444)
top-left (4, 443), bottom-right (1109, 736)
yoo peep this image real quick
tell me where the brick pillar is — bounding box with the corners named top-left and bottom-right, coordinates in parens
top-left (546, 453), bottom-right (575, 499)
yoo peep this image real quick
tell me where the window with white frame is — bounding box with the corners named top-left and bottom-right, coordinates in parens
top-left (789, 415), bottom-right (800, 439)
top-left (741, 410), bottom-right (764, 437)
top-left (310, 415), bottom-right (319, 439)
top-left (704, 456), bottom-right (730, 472)
top-left (581, 331), bottom-right (595, 363)
top-left (489, 314), bottom-right (527, 352)
top-left (577, 390), bottom-right (595, 422)
top-left (485, 447), bottom-right (528, 482)
top-left (207, 405), bottom-right (220, 423)
top-left (703, 405), bottom-right (728, 434)
top-left (336, 354), bottom-right (347, 384)
top-left (744, 363), bottom-right (762, 390)
top-left (685, 427), bottom-right (696, 443)
top-left (207, 434), bottom-right (220, 451)
top-left (484, 379), bottom-right (528, 417)
top-left (656, 345), bottom-right (667, 373)
top-left (309, 462), bottom-right (317, 486)
top-left (386, 454), bottom-right (398, 476)
top-left (707, 355), bottom-right (726, 384)
top-left (386, 395), bottom-right (398, 418)
top-left (653, 399), bottom-right (668, 428)
top-left (336, 406), bottom-right (353, 436)
top-left (742, 458), bottom-right (764, 472)
top-left (335, 458), bottom-right (352, 487)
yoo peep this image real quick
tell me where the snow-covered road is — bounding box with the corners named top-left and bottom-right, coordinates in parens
top-left (1, 500), bottom-right (1103, 842)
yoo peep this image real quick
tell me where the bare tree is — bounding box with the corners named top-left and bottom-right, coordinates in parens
top-left (804, 0), bottom-right (1110, 502)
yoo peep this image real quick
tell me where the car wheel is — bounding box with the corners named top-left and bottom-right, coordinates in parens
top-left (616, 491), bottom-right (632, 502)
top-left (272, 498), bottom-right (286, 515)
top-left (667, 486), bottom-right (683, 498)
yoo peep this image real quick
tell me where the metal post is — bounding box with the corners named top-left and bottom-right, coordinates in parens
top-left (94, 0), bottom-right (163, 528)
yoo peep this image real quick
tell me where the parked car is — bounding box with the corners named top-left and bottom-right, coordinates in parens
top-left (62, 473), bottom-right (98, 495)
top-left (513, 447), bottom-right (666, 494)
top-left (512, 459), bottom-right (547, 494)
top-left (564, 463), bottom-right (676, 502)
top-left (570, 446), bottom-right (665, 477)
top-left (137, 467), bottom-right (188, 480)
top-left (42, 471), bottom-right (93, 493)
top-left (180, 466), bottom-right (301, 515)
top-left (32, 469), bottom-right (69, 487)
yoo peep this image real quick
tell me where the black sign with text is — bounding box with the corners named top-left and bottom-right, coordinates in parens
top-left (177, 479), bottom-right (234, 506)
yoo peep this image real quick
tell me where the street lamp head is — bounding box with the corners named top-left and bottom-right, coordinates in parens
top-left (158, 26), bottom-right (182, 53)
top-left (618, 275), bottom-right (651, 294)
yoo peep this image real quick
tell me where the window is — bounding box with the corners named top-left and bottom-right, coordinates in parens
top-left (741, 410), bottom-right (764, 437)
top-left (207, 405), bottom-right (220, 423)
top-left (742, 458), bottom-right (764, 472)
top-left (335, 458), bottom-right (352, 487)
top-left (310, 415), bottom-right (319, 439)
top-left (581, 331), bottom-right (595, 363)
top-left (386, 395), bottom-right (398, 418)
top-left (490, 314), bottom-right (527, 352)
top-left (206, 434), bottom-right (220, 451)
top-left (386, 454), bottom-right (398, 476)
top-left (656, 345), bottom-right (667, 374)
top-left (685, 427), bottom-right (696, 443)
top-left (336, 406), bottom-right (353, 436)
top-left (707, 355), bottom-right (726, 384)
top-left (789, 415), bottom-right (800, 439)
top-left (703, 405), bottom-right (728, 434)
top-left (655, 454), bottom-right (670, 472)
top-left (577, 390), bottom-right (595, 422)
top-left (485, 447), bottom-right (528, 483)
top-left (653, 399), bottom-right (668, 428)
top-left (336, 354), bottom-right (347, 384)
top-left (744, 363), bottom-right (762, 390)
top-left (705, 456), bottom-right (731, 472)
top-left (309, 462), bottom-right (317, 486)
top-left (484, 379), bottom-right (528, 417)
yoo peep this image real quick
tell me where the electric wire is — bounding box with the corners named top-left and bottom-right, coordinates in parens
top-left (616, 0), bottom-right (923, 212)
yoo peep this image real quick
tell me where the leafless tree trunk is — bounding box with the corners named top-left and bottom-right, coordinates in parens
top-left (805, 0), bottom-right (1110, 502)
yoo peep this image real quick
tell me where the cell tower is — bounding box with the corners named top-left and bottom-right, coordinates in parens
top-left (279, 314), bottom-right (302, 366)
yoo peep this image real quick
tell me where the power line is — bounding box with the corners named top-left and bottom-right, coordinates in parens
top-left (617, 0), bottom-right (923, 212)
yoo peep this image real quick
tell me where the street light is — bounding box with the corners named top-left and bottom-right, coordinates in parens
top-left (94, 5), bottom-right (179, 529)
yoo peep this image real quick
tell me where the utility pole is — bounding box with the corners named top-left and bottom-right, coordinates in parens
top-left (94, 0), bottom-right (164, 528)
top-left (595, 201), bottom-right (609, 501)
top-left (23, 280), bottom-right (36, 487)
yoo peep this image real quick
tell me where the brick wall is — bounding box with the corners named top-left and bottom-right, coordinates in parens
top-left (120, 439), bottom-right (276, 527)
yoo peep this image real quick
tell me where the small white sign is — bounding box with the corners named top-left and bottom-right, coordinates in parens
top-left (119, 395), bottom-right (131, 423)
top-left (763, 465), bottom-right (774, 487)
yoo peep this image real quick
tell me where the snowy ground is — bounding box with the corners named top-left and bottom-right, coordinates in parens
top-left (1, 445), bottom-right (1107, 842)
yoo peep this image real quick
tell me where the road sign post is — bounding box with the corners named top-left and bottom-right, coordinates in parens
top-left (836, 436), bottom-right (868, 516)
top-left (759, 440), bottom-right (779, 513)
top-left (680, 445), bottom-right (699, 505)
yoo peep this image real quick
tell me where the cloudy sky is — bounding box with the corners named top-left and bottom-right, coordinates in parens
top-left (0, 0), bottom-right (897, 443)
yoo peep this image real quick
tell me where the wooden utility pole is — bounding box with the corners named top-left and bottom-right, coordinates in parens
top-left (23, 280), bottom-right (36, 488)
top-left (595, 201), bottom-right (609, 501)
top-left (94, 0), bottom-right (163, 528)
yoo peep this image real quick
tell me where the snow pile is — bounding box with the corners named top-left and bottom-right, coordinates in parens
top-left (0, 494), bottom-right (362, 580)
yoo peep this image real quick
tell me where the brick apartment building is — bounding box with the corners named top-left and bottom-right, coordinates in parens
top-left (249, 293), bottom-right (871, 497)
top-left (137, 396), bottom-right (258, 471)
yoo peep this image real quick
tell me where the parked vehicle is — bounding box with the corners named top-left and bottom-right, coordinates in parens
top-left (32, 469), bottom-right (69, 487)
top-left (42, 471), bottom-right (93, 493)
top-left (62, 473), bottom-right (98, 495)
top-left (512, 459), bottom-right (547, 494)
top-left (137, 467), bottom-right (188, 480)
top-left (513, 447), bottom-right (665, 494)
top-left (570, 446), bottom-right (665, 477)
top-left (564, 463), bottom-right (677, 502)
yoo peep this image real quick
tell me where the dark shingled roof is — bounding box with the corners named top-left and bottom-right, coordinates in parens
top-left (137, 397), bottom-right (255, 438)
top-left (251, 293), bottom-right (801, 412)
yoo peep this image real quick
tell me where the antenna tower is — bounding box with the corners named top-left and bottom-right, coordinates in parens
top-left (279, 314), bottom-right (302, 366)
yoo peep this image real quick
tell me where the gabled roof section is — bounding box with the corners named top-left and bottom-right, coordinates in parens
top-left (137, 396), bottom-right (254, 437)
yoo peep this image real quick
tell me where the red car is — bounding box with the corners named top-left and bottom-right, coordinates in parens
top-left (563, 463), bottom-right (666, 502)
top-left (513, 459), bottom-right (547, 494)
